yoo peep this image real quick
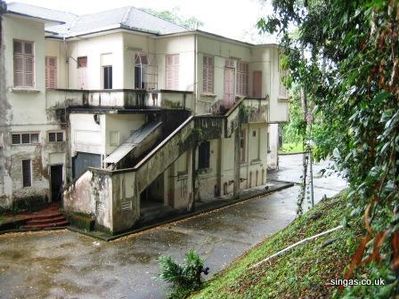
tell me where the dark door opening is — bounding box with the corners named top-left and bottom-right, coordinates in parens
top-left (50, 165), bottom-right (63, 201)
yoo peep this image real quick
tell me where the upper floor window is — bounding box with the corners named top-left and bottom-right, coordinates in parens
top-left (203, 56), bottom-right (214, 93)
top-left (48, 131), bottom-right (64, 143)
top-left (11, 132), bottom-right (39, 145)
top-left (165, 54), bottom-right (179, 90)
top-left (135, 53), bottom-right (148, 89)
top-left (103, 66), bottom-right (112, 89)
top-left (237, 61), bottom-right (248, 96)
top-left (13, 40), bottom-right (34, 88)
top-left (77, 56), bottom-right (87, 68)
top-left (45, 56), bottom-right (57, 89)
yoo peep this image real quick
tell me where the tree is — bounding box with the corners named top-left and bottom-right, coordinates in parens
top-left (258, 0), bottom-right (399, 296)
top-left (142, 8), bottom-right (203, 30)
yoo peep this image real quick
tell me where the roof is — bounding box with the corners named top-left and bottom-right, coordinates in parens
top-left (6, 2), bottom-right (77, 24)
top-left (5, 3), bottom-right (187, 37)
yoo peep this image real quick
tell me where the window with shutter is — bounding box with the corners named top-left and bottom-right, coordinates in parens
top-left (203, 56), bottom-right (214, 93)
top-left (45, 56), bottom-right (57, 89)
top-left (165, 54), bottom-right (179, 90)
top-left (13, 40), bottom-right (34, 88)
top-left (237, 62), bottom-right (248, 96)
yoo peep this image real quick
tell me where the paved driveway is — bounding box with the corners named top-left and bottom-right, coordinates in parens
top-left (0, 154), bottom-right (346, 299)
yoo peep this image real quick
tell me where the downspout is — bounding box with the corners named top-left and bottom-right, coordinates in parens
top-left (0, 1), bottom-right (7, 197)
top-left (194, 32), bottom-right (198, 115)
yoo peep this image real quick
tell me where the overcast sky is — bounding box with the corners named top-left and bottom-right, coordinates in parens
top-left (6, 0), bottom-right (275, 43)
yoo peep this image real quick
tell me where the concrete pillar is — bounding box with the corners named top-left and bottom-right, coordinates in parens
top-left (233, 126), bottom-right (241, 196)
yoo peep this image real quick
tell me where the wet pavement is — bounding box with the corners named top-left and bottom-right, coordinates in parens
top-left (0, 154), bottom-right (347, 299)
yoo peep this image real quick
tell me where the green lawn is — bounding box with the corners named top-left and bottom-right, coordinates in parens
top-left (190, 192), bottom-right (363, 298)
top-left (279, 142), bottom-right (304, 154)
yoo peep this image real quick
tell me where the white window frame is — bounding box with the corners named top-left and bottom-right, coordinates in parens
top-left (48, 131), bottom-right (64, 143)
top-left (11, 132), bottom-right (40, 145)
top-left (13, 39), bottom-right (35, 88)
top-left (202, 55), bottom-right (214, 93)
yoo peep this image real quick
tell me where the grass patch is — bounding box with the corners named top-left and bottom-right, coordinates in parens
top-left (191, 192), bottom-right (363, 299)
top-left (279, 142), bottom-right (304, 154)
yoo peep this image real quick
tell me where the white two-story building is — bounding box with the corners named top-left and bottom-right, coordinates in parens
top-left (0, 2), bottom-right (288, 232)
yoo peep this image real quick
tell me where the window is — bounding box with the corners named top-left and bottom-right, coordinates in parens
top-left (77, 56), bottom-right (87, 68)
top-left (165, 54), bottom-right (179, 90)
top-left (22, 160), bottom-right (31, 187)
top-left (13, 40), bottom-right (34, 87)
top-left (240, 129), bottom-right (246, 163)
top-left (198, 141), bottom-right (210, 169)
top-left (237, 62), bottom-right (248, 96)
top-left (11, 132), bottom-right (39, 145)
top-left (103, 66), bottom-right (112, 89)
top-left (135, 53), bottom-right (148, 89)
top-left (203, 56), bottom-right (214, 93)
top-left (45, 56), bottom-right (57, 89)
top-left (48, 131), bottom-right (64, 142)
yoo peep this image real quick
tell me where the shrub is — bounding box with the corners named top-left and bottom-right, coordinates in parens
top-left (159, 250), bottom-right (209, 299)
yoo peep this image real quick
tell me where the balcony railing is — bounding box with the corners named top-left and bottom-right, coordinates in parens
top-left (46, 89), bottom-right (194, 110)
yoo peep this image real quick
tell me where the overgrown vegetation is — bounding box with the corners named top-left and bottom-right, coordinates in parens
top-left (257, 0), bottom-right (399, 297)
top-left (159, 250), bottom-right (209, 299)
top-left (191, 193), bottom-right (368, 298)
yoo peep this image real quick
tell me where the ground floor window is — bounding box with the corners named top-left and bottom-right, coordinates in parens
top-left (22, 159), bottom-right (31, 187)
top-left (198, 141), bottom-right (210, 169)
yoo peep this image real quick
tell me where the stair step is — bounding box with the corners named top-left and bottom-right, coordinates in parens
top-left (29, 212), bottom-right (63, 220)
top-left (26, 215), bottom-right (66, 225)
top-left (22, 220), bottom-right (69, 230)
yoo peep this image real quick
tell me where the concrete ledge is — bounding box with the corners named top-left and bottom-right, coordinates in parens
top-left (68, 180), bottom-right (295, 241)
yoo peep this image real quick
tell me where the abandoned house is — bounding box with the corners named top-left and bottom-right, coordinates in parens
top-left (0, 2), bottom-right (288, 233)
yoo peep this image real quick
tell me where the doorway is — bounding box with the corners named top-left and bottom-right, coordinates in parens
top-left (50, 165), bottom-right (63, 201)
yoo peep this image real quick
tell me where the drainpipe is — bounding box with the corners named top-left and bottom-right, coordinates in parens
top-left (0, 1), bottom-right (7, 196)
top-left (194, 32), bottom-right (198, 115)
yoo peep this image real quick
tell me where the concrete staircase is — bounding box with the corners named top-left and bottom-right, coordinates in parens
top-left (21, 203), bottom-right (69, 230)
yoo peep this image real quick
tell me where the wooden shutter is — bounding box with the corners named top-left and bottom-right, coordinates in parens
top-left (203, 56), bottom-right (214, 93)
top-left (45, 57), bottom-right (57, 89)
top-left (253, 71), bottom-right (262, 98)
top-left (166, 54), bottom-right (179, 90)
top-left (237, 62), bottom-right (248, 96)
top-left (13, 40), bottom-right (34, 87)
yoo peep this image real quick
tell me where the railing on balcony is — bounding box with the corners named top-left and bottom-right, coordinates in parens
top-left (46, 88), bottom-right (194, 110)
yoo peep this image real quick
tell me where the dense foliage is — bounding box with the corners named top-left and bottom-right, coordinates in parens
top-left (258, 0), bottom-right (399, 297)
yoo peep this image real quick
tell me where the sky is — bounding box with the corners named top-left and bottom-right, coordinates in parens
top-left (6, 0), bottom-right (276, 43)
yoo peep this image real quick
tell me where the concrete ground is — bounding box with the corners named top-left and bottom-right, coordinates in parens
top-left (0, 154), bottom-right (347, 299)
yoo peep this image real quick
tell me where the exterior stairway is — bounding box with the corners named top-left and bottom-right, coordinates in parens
top-left (21, 203), bottom-right (69, 230)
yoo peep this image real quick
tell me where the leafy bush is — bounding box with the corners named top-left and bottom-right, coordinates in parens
top-left (159, 250), bottom-right (209, 299)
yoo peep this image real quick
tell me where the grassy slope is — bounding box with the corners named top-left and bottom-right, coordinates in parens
top-left (191, 193), bottom-right (362, 299)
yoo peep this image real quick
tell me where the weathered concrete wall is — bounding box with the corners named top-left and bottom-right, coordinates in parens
top-left (63, 171), bottom-right (95, 214)
top-left (0, 14), bottom-right (68, 208)
top-left (67, 33), bottom-right (124, 90)
top-left (267, 123), bottom-right (279, 170)
top-left (156, 35), bottom-right (195, 91)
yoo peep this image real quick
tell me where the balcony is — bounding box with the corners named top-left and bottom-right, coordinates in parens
top-left (46, 89), bottom-right (194, 111)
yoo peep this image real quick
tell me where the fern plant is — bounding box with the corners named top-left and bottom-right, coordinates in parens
top-left (159, 250), bottom-right (209, 299)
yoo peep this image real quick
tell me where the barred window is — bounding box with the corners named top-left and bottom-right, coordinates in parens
top-left (48, 131), bottom-right (64, 142)
top-left (11, 132), bottom-right (39, 145)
